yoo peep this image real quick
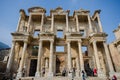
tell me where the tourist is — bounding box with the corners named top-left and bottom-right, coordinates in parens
top-left (81, 70), bottom-right (86, 80)
top-left (62, 68), bottom-right (66, 76)
top-left (112, 75), bottom-right (117, 80)
top-left (42, 68), bottom-right (45, 77)
top-left (69, 68), bottom-right (74, 80)
top-left (22, 68), bottom-right (25, 77)
top-left (93, 68), bottom-right (97, 77)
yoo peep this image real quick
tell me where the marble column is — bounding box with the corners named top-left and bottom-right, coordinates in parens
top-left (41, 14), bottom-right (44, 31)
top-left (78, 40), bottom-right (84, 72)
top-left (67, 41), bottom-right (72, 77)
top-left (17, 41), bottom-right (27, 78)
top-left (16, 16), bottom-right (22, 32)
top-left (6, 41), bottom-right (16, 73)
top-left (97, 15), bottom-right (103, 32)
top-left (48, 40), bottom-right (54, 76)
top-left (87, 15), bottom-right (93, 33)
top-left (66, 13), bottom-right (69, 32)
top-left (93, 41), bottom-right (104, 77)
top-left (27, 14), bottom-right (32, 32)
top-left (75, 15), bottom-right (79, 32)
top-left (35, 40), bottom-right (43, 77)
top-left (72, 59), bottom-right (75, 68)
top-left (76, 57), bottom-right (80, 77)
top-left (45, 58), bottom-right (49, 68)
top-left (51, 14), bottom-right (54, 32)
top-left (103, 42), bottom-right (115, 75)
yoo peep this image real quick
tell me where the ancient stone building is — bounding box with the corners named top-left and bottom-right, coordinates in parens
top-left (6, 7), bottom-right (118, 80)
top-left (109, 25), bottom-right (120, 76)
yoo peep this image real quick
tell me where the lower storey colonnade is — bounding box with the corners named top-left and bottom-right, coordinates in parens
top-left (6, 40), bottom-right (116, 79)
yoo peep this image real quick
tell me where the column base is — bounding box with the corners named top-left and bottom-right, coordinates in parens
top-left (48, 72), bottom-right (53, 77)
top-left (68, 72), bottom-right (72, 77)
top-left (97, 70), bottom-right (106, 78)
top-left (76, 70), bottom-right (80, 77)
top-left (109, 72), bottom-right (120, 78)
top-left (16, 72), bottom-right (22, 78)
top-left (35, 71), bottom-right (41, 77)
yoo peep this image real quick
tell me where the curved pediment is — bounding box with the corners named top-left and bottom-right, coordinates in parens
top-left (28, 7), bottom-right (46, 13)
top-left (50, 7), bottom-right (69, 13)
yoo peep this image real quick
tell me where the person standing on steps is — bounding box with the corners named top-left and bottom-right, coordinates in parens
top-left (112, 75), bottom-right (117, 80)
top-left (81, 70), bottom-right (86, 80)
top-left (62, 68), bottom-right (66, 76)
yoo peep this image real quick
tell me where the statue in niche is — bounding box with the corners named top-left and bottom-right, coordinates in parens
top-left (98, 51), bottom-right (106, 73)
top-left (45, 26), bottom-right (50, 33)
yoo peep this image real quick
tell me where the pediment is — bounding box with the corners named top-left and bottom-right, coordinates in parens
top-left (28, 7), bottom-right (46, 13)
top-left (50, 7), bottom-right (70, 14)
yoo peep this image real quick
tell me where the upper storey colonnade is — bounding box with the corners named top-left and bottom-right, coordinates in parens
top-left (16, 7), bottom-right (103, 38)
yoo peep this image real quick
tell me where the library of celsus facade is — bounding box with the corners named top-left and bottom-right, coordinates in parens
top-left (6, 7), bottom-right (120, 79)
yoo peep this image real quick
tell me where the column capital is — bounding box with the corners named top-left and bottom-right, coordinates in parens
top-left (66, 13), bottom-right (68, 16)
top-left (39, 39), bottom-right (43, 42)
top-left (12, 40), bottom-right (16, 43)
top-left (78, 40), bottom-right (82, 43)
top-left (93, 40), bottom-right (97, 44)
top-left (50, 40), bottom-right (54, 43)
top-left (23, 40), bottom-right (28, 43)
top-left (103, 41), bottom-right (106, 43)
top-left (66, 40), bottom-right (71, 43)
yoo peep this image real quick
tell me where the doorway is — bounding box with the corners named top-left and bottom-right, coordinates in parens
top-left (55, 54), bottom-right (66, 76)
top-left (29, 59), bottom-right (37, 76)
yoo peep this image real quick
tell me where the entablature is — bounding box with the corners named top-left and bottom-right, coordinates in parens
top-left (28, 7), bottom-right (46, 13)
top-left (11, 32), bottom-right (32, 43)
top-left (50, 7), bottom-right (70, 16)
top-left (89, 32), bottom-right (108, 37)
top-left (113, 38), bottom-right (120, 46)
top-left (89, 36), bottom-right (106, 44)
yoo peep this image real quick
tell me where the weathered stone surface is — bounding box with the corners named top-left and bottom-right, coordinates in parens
top-left (5, 6), bottom-right (120, 80)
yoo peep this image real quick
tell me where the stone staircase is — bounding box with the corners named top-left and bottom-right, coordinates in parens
top-left (19, 76), bottom-right (120, 80)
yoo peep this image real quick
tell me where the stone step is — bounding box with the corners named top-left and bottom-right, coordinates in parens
top-left (19, 76), bottom-right (120, 80)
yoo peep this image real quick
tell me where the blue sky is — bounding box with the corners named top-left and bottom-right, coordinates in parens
top-left (0, 0), bottom-right (120, 46)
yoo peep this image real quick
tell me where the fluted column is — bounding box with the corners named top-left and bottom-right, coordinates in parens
top-left (66, 13), bottom-right (69, 32)
top-left (78, 40), bottom-right (84, 71)
top-left (93, 41), bottom-right (104, 77)
top-left (16, 16), bottom-right (22, 32)
top-left (27, 14), bottom-right (32, 32)
top-left (48, 40), bottom-right (54, 76)
top-left (40, 14), bottom-right (44, 31)
top-left (97, 15), bottom-right (103, 32)
top-left (76, 57), bottom-right (80, 77)
top-left (17, 41), bottom-right (27, 78)
top-left (67, 41), bottom-right (72, 76)
top-left (103, 42), bottom-right (114, 74)
top-left (6, 41), bottom-right (16, 73)
top-left (75, 15), bottom-right (79, 32)
top-left (87, 15), bottom-right (93, 33)
top-left (51, 14), bottom-right (54, 32)
top-left (35, 40), bottom-right (43, 77)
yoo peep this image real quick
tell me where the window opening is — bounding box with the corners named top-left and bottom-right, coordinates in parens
top-left (80, 30), bottom-right (85, 36)
top-left (23, 26), bottom-right (27, 32)
top-left (82, 46), bottom-right (88, 56)
top-left (56, 46), bottom-right (64, 52)
top-left (34, 31), bottom-right (39, 37)
top-left (57, 31), bottom-right (63, 38)
top-left (32, 46), bottom-right (38, 56)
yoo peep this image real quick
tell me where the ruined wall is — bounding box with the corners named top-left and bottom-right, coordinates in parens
top-left (109, 43), bottom-right (120, 72)
top-left (0, 48), bottom-right (10, 61)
